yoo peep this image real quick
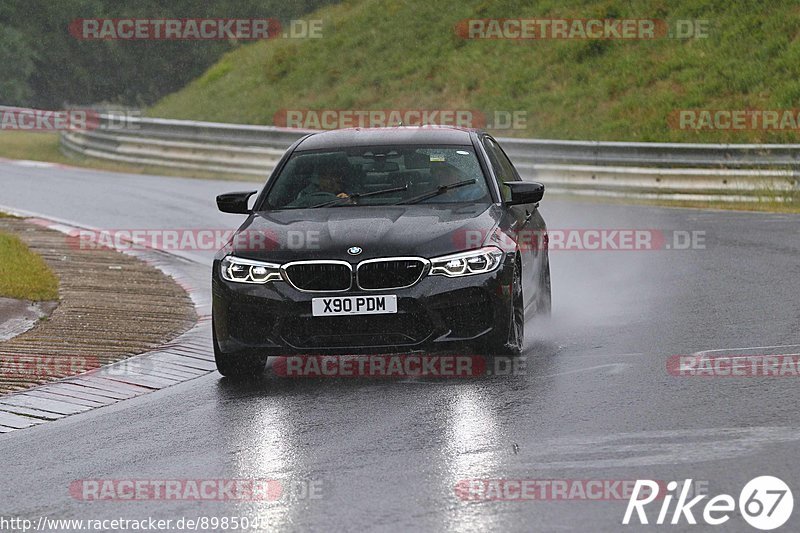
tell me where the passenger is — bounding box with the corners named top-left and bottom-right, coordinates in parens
top-left (431, 163), bottom-right (466, 186)
top-left (429, 163), bottom-right (482, 201)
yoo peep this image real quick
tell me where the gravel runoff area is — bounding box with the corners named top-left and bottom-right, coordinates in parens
top-left (0, 217), bottom-right (197, 394)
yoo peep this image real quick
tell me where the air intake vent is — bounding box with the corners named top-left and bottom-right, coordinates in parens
top-left (282, 261), bottom-right (352, 292)
top-left (357, 258), bottom-right (427, 290)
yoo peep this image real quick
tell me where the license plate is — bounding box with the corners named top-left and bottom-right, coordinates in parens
top-left (312, 295), bottom-right (397, 316)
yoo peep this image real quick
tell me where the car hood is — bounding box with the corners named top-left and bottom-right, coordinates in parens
top-left (226, 204), bottom-right (504, 262)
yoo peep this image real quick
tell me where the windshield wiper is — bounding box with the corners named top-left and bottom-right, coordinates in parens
top-left (311, 184), bottom-right (409, 208)
top-left (396, 179), bottom-right (477, 205)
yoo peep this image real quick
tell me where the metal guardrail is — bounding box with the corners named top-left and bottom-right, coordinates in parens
top-left (48, 112), bottom-right (800, 201)
top-left (499, 138), bottom-right (800, 169)
top-left (59, 114), bottom-right (314, 177)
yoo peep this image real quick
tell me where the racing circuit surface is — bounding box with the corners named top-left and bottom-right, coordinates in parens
top-left (1, 161), bottom-right (799, 531)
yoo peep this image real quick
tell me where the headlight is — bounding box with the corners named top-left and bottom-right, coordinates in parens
top-left (429, 246), bottom-right (504, 277)
top-left (220, 255), bottom-right (282, 284)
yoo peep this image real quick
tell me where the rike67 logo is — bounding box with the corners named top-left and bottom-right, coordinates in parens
top-left (623, 477), bottom-right (793, 530)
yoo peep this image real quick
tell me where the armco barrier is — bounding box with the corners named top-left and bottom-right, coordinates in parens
top-left (36, 110), bottom-right (800, 201)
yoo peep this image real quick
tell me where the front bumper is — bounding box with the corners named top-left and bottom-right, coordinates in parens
top-left (212, 255), bottom-right (514, 357)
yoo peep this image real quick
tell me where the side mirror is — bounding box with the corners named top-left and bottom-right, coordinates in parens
top-left (504, 181), bottom-right (545, 205)
top-left (216, 191), bottom-right (257, 214)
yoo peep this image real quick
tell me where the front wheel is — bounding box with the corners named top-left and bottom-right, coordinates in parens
top-left (213, 328), bottom-right (267, 379)
top-left (536, 253), bottom-right (552, 316)
top-left (483, 258), bottom-right (524, 357)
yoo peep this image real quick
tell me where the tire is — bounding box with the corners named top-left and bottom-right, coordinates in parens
top-left (537, 253), bottom-right (552, 316)
top-left (483, 257), bottom-right (524, 357)
top-left (213, 326), bottom-right (267, 379)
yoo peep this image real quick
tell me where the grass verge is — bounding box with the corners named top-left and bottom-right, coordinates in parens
top-left (0, 231), bottom-right (59, 301)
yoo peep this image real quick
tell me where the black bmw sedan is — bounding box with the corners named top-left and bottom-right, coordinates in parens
top-left (212, 127), bottom-right (550, 377)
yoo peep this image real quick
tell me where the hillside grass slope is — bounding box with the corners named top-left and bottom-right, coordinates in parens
top-left (151, 0), bottom-right (800, 143)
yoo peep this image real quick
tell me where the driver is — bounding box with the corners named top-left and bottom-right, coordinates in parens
top-left (296, 168), bottom-right (351, 201)
top-left (319, 170), bottom-right (351, 198)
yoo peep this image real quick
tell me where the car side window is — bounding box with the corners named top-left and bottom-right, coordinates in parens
top-left (483, 136), bottom-right (520, 201)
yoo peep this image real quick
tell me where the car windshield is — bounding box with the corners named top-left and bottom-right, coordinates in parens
top-left (261, 145), bottom-right (491, 209)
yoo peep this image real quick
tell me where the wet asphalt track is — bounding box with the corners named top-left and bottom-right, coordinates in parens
top-left (1, 161), bottom-right (799, 532)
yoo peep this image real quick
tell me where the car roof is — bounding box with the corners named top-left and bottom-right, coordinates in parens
top-left (294, 126), bottom-right (477, 151)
